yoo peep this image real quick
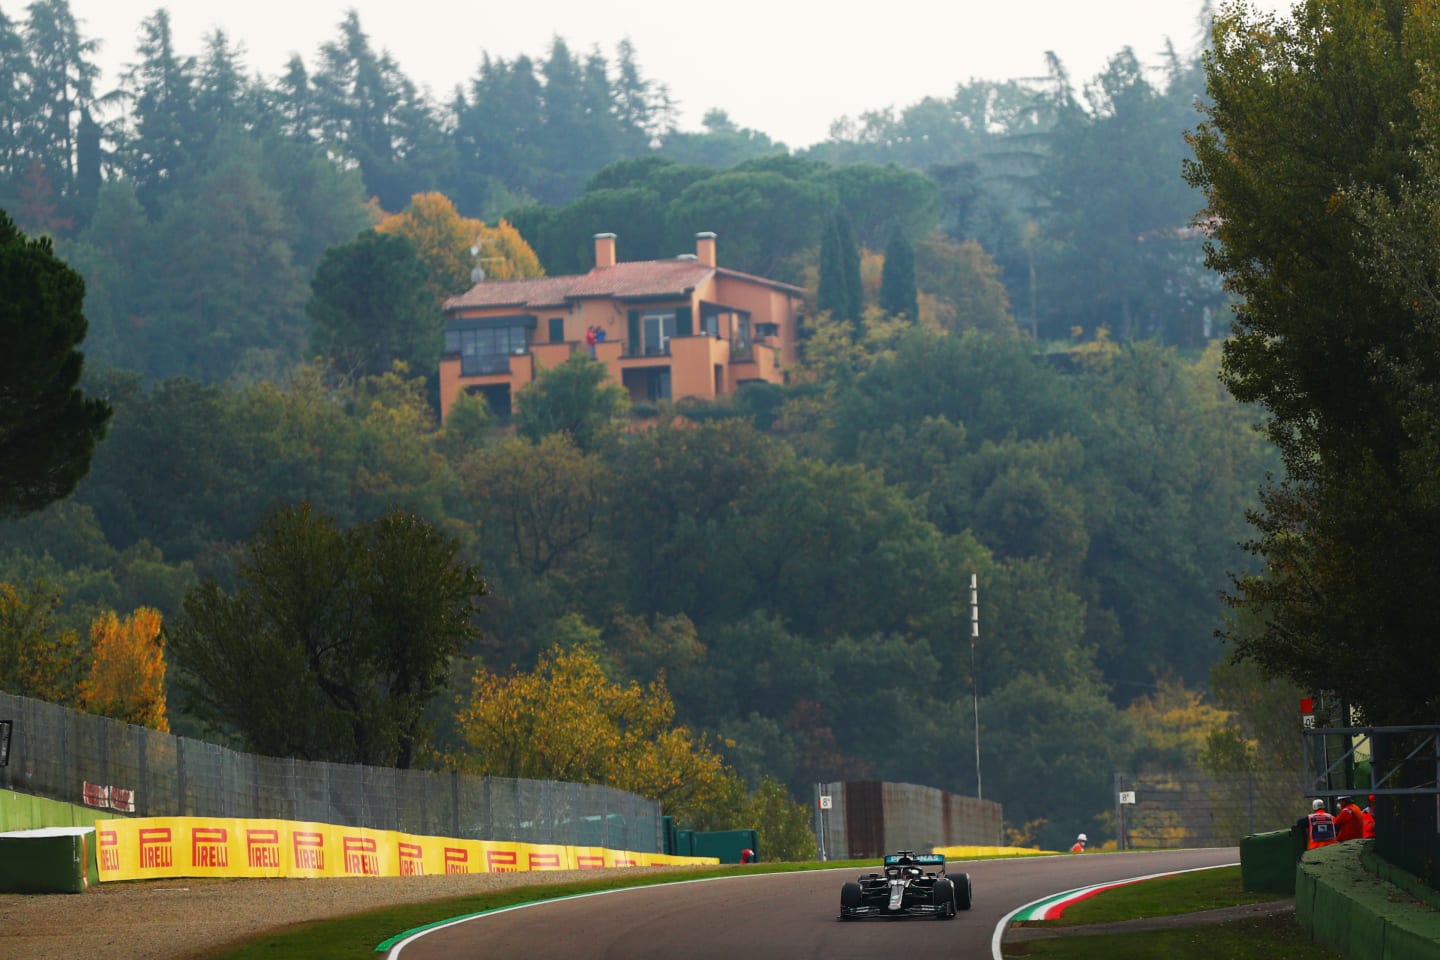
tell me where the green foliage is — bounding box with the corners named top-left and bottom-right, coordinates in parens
top-left (167, 501), bottom-right (485, 767)
top-left (152, 138), bottom-right (312, 382)
top-left (0, 579), bottom-right (84, 704)
top-left (437, 389), bottom-right (492, 459)
top-left (913, 232), bottom-right (1014, 335)
top-left (514, 353), bottom-right (630, 453)
top-left (878, 228), bottom-right (919, 321)
top-left (738, 777), bottom-right (816, 861)
top-left (981, 672), bottom-right (1137, 849)
top-left (0, 209), bottom-right (111, 519)
top-left (1037, 48), bottom-right (1212, 343)
top-left (1187, 0), bottom-right (1440, 723)
top-left (310, 12), bottom-right (448, 212)
top-left (1057, 865), bottom-right (1285, 922)
top-left (460, 432), bottom-right (608, 588)
top-left (307, 230), bottom-right (435, 380)
top-left (1203, 607), bottom-right (1307, 825)
top-left (825, 163), bottom-right (940, 251)
top-left (818, 209), bottom-right (863, 323)
top-left (666, 170), bottom-right (832, 280)
top-left (657, 110), bottom-right (788, 167)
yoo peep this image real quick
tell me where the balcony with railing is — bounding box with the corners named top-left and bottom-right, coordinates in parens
top-left (459, 352), bottom-right (514, 376)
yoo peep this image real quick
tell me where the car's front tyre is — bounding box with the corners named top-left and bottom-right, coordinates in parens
top-left (932, 877), bottom-right (956, 919)
top-left (839, 881), bottom-right (863, 919)
top-left (953, 872), bottom-right (973, 911)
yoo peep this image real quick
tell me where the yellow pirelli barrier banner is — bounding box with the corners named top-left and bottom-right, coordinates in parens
top-left (94, 817), bottom-right (717, 882)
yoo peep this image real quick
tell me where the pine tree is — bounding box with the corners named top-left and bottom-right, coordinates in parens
top-left (0, 209), bottom-right (111, 517)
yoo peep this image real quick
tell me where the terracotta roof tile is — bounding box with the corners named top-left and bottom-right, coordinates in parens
top-left (442, 275), bottom-right (577, 310)
top-left (566, 260), bottom-right (714, 299)
top-left (443, 258), bottom-right (804, 314)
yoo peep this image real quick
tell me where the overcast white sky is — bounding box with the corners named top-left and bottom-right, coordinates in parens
top-left (60, 0), bottom-right (1297, 149)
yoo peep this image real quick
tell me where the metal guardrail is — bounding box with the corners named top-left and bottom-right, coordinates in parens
top-left (1302, 724), bottom-right (1440, 798)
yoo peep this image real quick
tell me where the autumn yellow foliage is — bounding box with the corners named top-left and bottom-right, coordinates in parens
top-left (1126, 677), bottom-right (1232, 769)
top-left (83, 608), bottom-right (169, 732)
top-left (0, 581), bottom-right (83, 705)
top-left (377, 192), bottom-right (543, 305)
top-left (454, 643), bottom-right (729, 820)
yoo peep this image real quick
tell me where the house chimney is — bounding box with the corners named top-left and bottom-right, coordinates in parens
top-left (695, 231), bottom-right (716, 267)
top-left (594, 232), bottom-right (617, 268)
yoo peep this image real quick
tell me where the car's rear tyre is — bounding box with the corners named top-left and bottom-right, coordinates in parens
top-left (932, 877), bottom-right (957, 919)
top-left (953, 872), bottom-right (972, 911)
top-left (839, 880), bottom-right (864, 918)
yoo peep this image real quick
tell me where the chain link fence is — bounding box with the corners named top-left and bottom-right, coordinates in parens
top-left (0, 692), bottom-right (663, 852)
top-left (1113, 770), bottom-right (1304, 849)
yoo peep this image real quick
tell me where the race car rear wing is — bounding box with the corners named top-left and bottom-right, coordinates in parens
top-left (883, 853), bottom-right (945, 868)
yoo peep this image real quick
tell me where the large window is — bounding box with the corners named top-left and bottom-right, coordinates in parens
top-left (641, 310), bottom-right (676, 356)
top-left (446, 325), bottom-right (529, 375)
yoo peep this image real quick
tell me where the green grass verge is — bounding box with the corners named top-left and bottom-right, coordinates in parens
top-left (197, 861), bottom-right (866, 960)
top-left (1004, 911), bottom-right (1337, 959)
top-left (1004, 865), bottom-right (1344, 960)
top-left (1036, 865), bottom-right (1285, 925)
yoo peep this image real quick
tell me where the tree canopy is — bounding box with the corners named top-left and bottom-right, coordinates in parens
top-left (306, 230), bottom-right (435, 380)
top-left (0, 209), bottom-right (110, 518)
top-left (1187, 0), bottom-right (1440, 724)
top-left (167, 502), bottom-right (486, 767)
top-left (454, 642), bottom-right (731, 820)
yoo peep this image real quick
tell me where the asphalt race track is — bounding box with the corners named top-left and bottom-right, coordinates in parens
top-left (387, 847), bottom-right (1238, 960)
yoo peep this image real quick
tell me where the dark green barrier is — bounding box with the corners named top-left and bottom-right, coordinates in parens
top-left (0, 788), bottom-right (110, 880)
top-left (1240, 829), bottom-right (1298, 894)
top-left (1299, 840), bottom-right (1440, 960)
top-left (0, 829), bottom-right (92, 893)
top-left (690, 828), bottom-right (758, 864)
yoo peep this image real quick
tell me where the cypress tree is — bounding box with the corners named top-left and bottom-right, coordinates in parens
top-left (838, 210), bottom-right (863, 323)
top-left (879, 227), bottom-right (918, 321)
top-left (817, 213), bottom-right (850, 321)
top-left (817, 209), bottom-right (863, 323)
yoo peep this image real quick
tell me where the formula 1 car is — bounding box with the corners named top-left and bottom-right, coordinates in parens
top-left (838, 851), bottom-right (972, 920)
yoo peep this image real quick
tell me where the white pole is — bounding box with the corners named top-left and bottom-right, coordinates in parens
top-left (970, 574), bottom-right (982, 803)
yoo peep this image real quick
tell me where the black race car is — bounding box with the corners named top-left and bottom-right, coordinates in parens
top-left (838, 851), bottom-right (972, 920)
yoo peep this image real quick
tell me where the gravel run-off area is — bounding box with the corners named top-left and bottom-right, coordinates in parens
top-left (0, 867), bottom-right (670, 960)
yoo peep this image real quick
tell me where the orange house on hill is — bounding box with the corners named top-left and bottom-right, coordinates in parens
top-left (439, 231), bottom-right (806, 421)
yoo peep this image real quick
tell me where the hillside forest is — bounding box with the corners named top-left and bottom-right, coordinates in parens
top-left (0, 0), bottom-right (1301, 853)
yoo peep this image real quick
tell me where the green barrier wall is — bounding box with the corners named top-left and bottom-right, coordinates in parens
top-left (1240, 829), bottom-right (1297, 894)
top-left (1298, 840), bottom-right (1440, 960)
top-left (0, 831), bottom-right (91, 893)
top-left (0, 789), bottom-right (113, 881)
top-left (690, 828), bottom-right (758, 864)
